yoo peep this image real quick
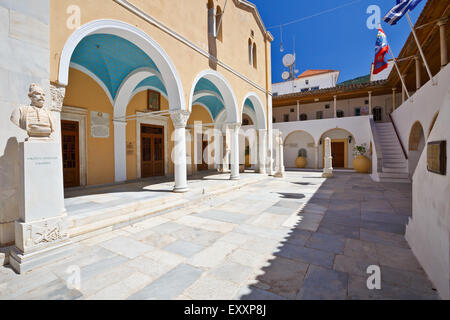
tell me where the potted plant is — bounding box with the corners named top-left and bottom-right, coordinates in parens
top-left (295, 148), bottom-right (307, 168)
top-left (352, 143), bottom-right (371, 173)
top-left (244, 145), bottom-right (251, 168)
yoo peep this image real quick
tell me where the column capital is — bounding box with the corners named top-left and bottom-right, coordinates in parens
top-left (49, 84), bottom-right (66, 113)
top-left (392, 87), bottom-right (397, 92)
top-left (226, 122), bottom-right (241, 131)
top-left (170, 110), bottom-right (190, 128)
top-left (414, 55), bottom-right (420, 61)
top-left (368, 91), bottom-right (372, 95)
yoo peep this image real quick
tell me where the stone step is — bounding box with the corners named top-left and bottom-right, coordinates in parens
top-left (379, 172), bottom-right (410, 179)
top-left (378, 177), bottom-right (411, 183)
top-left (382, 167), bottom-right (408, 173)
top-left (68, 175), bottom-right (267, 240)
top-left (383, 159), bottom-right (407, 164)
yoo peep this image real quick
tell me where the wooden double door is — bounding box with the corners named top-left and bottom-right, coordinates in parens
top-left (61, 120), bottom-right (80, 188)
top-left (141, 124), bottom-right (164, 178)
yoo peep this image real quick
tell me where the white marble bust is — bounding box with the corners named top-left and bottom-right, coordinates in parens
top-left (10, 84), bottom-right (56, 140)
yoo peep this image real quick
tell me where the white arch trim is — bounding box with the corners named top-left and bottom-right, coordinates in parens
top-left (58, 19), bottom-right (185, 110)
top-left (192, 90), bottom-right (225, 105)
top-left (189, 70), bottom-right (239, 123)
top-left (242, 92), bottom-right (267, 130)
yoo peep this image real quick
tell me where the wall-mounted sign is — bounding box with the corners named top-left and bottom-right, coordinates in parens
top-left (91, 111), bottom-right (110, 138)
top-left (126, 142), bottom-right (134, 155)
top-left (427, 140), bottom-right (446, 175)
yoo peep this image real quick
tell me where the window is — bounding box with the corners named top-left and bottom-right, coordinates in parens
top-left (311, 86), bottom-right (319, 91)
top-left (300, 113), bottom-right (307, 121)
top-left (243, 118), bottom-right (249, 126)
top-left (325, 104), bottom-right (330, 109)
top-left (272, 117), bottom-right (276, 123)
top-left (215, 6), bottom-right (223, 41)
top-left (301, 88), bottom-right (309, 93)
top-left (337, 110), bottom-right (344, 118)
top-left (355, 107), bottom-right (361, 116)
top-left (305, 80), bottom-right (309, 85)
top-left (290, 108), bottom-right (294, 113)
top-left (364, 100), bottom-right (369, 105)
top-left (283, 114), bottom-right (289, 122)
top-left (316, 111), bottom-right (323, 119)
top-left (252, 43), bottom-right (257, 68)
top-left (273, 92), bottom-right (278, 97)
top-left (207, 0), bottom-right (215, 36)
top-left (248, 39), bottom-right (253, 65)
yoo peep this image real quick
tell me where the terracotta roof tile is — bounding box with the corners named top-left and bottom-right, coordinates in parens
top-left (297, 69), bottom-right (336, 79)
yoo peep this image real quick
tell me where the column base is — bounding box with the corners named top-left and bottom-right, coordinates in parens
top-left (274, 172), bottom-right (284, 178)
top-left (230, 175), bottom-right (240, 180)
top-left (322, 172), bottom-right (334, 178)
top-left (173, 186), bottom-right (189, 193)
top-left (9, 240), bottom-right (74, 274)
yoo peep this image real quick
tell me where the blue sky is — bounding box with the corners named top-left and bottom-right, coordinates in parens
top-left (250, 0), bottom-right (427, 83)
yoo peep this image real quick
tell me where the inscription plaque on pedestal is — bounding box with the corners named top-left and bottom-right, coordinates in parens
top-left (427, 140), bottom-right (446, 175)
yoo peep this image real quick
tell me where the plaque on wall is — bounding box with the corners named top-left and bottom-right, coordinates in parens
top-left (91, 111), bottom-right (110, 138)
top-left (126, 142), bottom-right (134, 155)
top-left (427, 140), bottom-right (446, 175)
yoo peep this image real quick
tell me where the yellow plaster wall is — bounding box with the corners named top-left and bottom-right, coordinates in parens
top-left (187, 105), bottom-right (214, 169)
top-left (50, 0), bottom-right (271, 128)
top-left (63, 68), bottom-right (115, 185)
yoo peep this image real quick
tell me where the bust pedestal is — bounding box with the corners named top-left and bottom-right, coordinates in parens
top-left (9, 140), bottom-right (72, 273)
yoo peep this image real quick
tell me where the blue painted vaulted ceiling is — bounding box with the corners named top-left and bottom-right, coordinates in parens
top-left (70, 33), bottom-right (166, 100)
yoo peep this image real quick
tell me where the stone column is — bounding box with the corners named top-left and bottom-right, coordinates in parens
top-left (274, 131), bottom-right (285, 178)
top-left (113, 120), bottom-right (128, 182)
top-left (368, 91), bottom-right (372, 115)
top-left (415, 55), bottom-right (421, 90)
top-left (229, 123), bottom-right (241, 180)
top-left (170, 110), bottom-right (190, 193)
top-left (438, 18), bottom-right (448, 69)
top-left (322, 137), bottom-right (333, 178)
top-left (258, 129), bottom-right (267, 174)
top-left (222, 128), bottom-right (231, 173)
top-left (213, 127), bottom-right (222, 171)
top-left (392, 88), bottom-right (397, 111)
top-left (333, 95), bottom-right (337, 118)
top-left (296, 100), bottom-right (300, 121)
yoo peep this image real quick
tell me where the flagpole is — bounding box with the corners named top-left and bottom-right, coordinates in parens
top-left (379, 24), bottom-right (411, 99)
top-left (405, 12), bottom-right (435, 85)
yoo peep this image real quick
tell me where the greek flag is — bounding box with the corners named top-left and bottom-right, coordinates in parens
top-left (383, 0), bottom-right (423, 25)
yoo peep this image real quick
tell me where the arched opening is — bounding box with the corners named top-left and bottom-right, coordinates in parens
top-left (428, 112), bottom-right (439, 137)
top-left (284, 130), bottom-right (316, 169)
top-left (215, 6), bottom-right (223, 42)
top-left (58, 20), bottom-right (184, 185)
top-left (319, 128), bottom-right (356, 169)
top-left (408, 121), bottom-right (425, 176)
top-left (189, 70), bottom-right (239, 178)
top-left (252, 43), bottom-right (257, 69)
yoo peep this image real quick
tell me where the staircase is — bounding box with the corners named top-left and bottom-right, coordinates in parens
top-left (374, 122), bottom-right (410, 183)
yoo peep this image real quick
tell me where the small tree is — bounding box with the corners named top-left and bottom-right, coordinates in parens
top-left (298, 148), bottom-right (307, 158)
top-left (352, 143), bottom-right (368, 157)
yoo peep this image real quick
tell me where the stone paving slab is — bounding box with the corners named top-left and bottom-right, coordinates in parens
top-left (0, 171), bottom-right (440, 300)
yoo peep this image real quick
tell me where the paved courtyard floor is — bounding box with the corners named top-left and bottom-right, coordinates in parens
top-left (0, 171), bottom-right (439, 300)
